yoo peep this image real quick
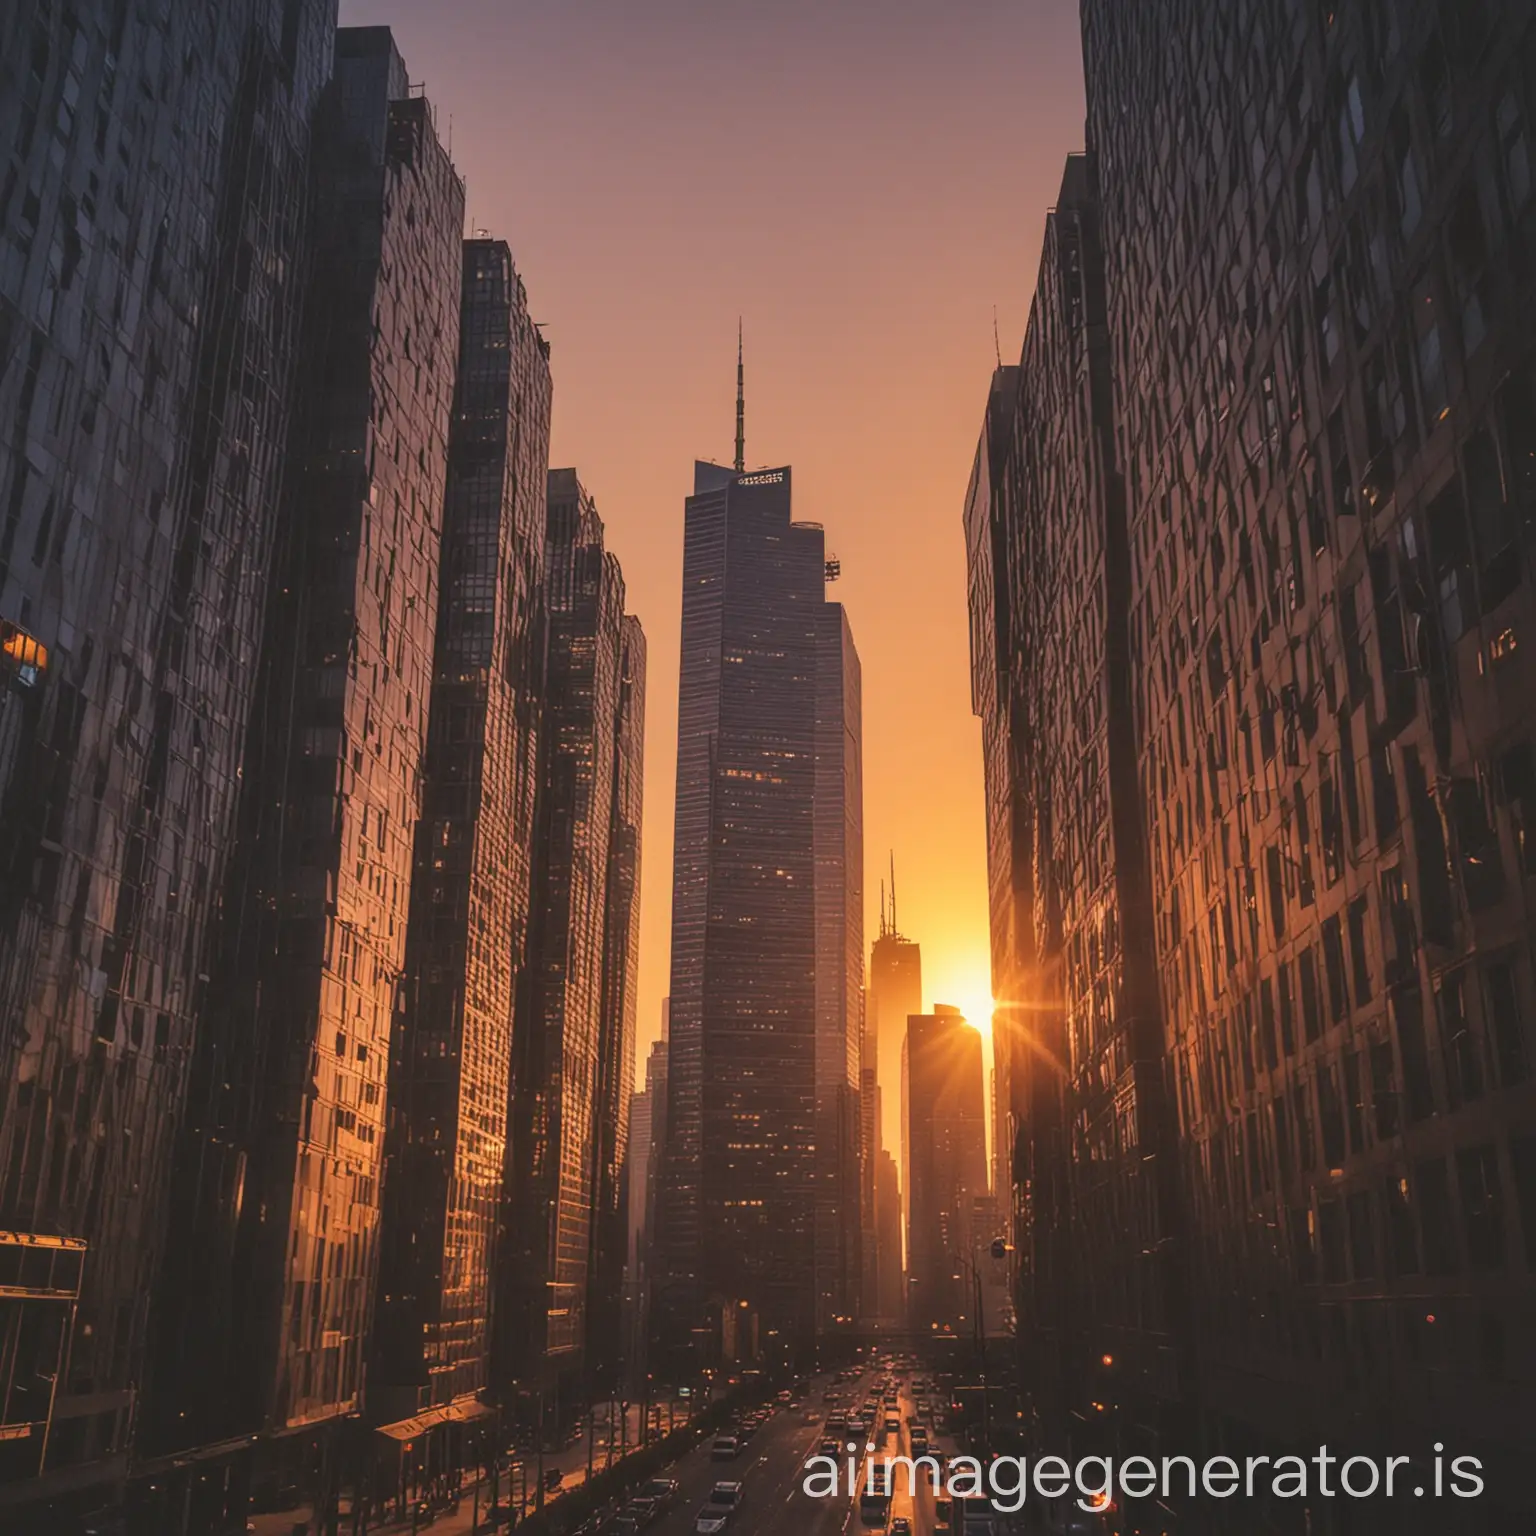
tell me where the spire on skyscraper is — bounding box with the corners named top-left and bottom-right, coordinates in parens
top-left (734, 319), bottom-right (745, 473)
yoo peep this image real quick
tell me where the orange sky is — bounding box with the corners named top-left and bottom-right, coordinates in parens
top-left (338, 0), bottom-right (1087, 1098)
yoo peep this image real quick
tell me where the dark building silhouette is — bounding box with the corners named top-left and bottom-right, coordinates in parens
top-left (588, 613), bottom-right (646, 1389)
top-left (873, 1148), bottom-right (904, 1321)
top-left (371, 239), bottom-right (552, 1460)
top-left (0, 0), bottom-right (333, 1523)
top-left (867, 887), bottom-right (921, 1314)
top-left (870, 900), bottom-right (922, 1222)
top-left (624, 1022), bottom-right (668, 1387)
top-left (147, 21), bottom-right (463, 1508)
top-left (503, 471), bottom-right (642, 1416)
top-left (975, 0), bottom-right (1536, 1523)
top-left (658, 440), bottom-right (861, 1368)
top-left (968, 157), bottom-right (1185, 1439)
top-left (903, 1007), bottom-right (987, 1335)
top-left (814, 602), bottom-right (864, 1329)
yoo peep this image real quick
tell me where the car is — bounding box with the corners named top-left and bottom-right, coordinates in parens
top-left (627, 1496), bottom-right (659, 1526)
top-left (818, 1437), bottom-right (840, 1458)
top-left (544, 1467), bottom-right (566, 1490)
top-left (711, 1435), bottom-right (741, 1460)
top-left (640, 1478), bottom-right (679, 1509)
top-left (777, 1388), bottom-right (793, 1402)
top-left (847, 1418), bottom-right (868, 1438)
top-left (883, 1416), bottom-right (900, 1438)
top-left (695, 1507), bottom-right (730, 1536)
top-left (708, 1482), bottom-right (744, 1515)
top-left (890, 1521), bottom-right (913, 1536)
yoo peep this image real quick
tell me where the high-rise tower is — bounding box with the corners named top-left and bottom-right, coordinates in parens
top-left (150, 21), bottom-right (464, 1460)
top-left (659, 355), bottom-right (862, 1366)
top-left (371, 238), bottom-right (552, 1438)
top-left (0, 3), bottom-right (334, 1519)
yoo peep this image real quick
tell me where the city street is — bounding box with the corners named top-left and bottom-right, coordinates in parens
top-left (310, 1364), bottom-right (968, 1536)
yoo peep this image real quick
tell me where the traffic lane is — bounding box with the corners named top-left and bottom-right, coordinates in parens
top-left (648, 1404), bottom-right (826, 1536)
top-left (730, 1410), bottom-right (857, 1536)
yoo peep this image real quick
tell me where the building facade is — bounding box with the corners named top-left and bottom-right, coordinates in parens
top-left (814, 602), bottom-right (864, 1329)
top-left (502, 471), bottom-right (631, 1409)
top-left (658, 458), bottom-right (859, 1368)
top-left (148, 18), bottom-right (463, 1479)
top-left (371, 239), bottom-right (552, 1440)
top-left (903, 1007), bottom-right (988, 1335)
top-left (974, 0), bottom-right (1536, 1524)
top-left (588, 613), bottom-right (646, 1390)
top-left (0, 0), bottom-right (334, 1522)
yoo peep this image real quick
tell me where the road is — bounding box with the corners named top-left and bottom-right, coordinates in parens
top-left (250, 1362), bottom-right (966, 1536)
top-left (643, 1362), bottom-right (960, 1536)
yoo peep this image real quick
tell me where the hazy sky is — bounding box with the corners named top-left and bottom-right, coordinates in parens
top-left (337, 0), bottom-right (1087, 1094)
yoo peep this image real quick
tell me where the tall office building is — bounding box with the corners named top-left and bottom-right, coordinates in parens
top-left (0, 1), bottom-right (333, 1522)
top-left (869, 896), bottom-right (922, 1183)
top-left (967, 157), bottom-right (1184, 1432)
top-left (588, 614), bottom-right (647, 1389)
top-left (147, 22), bottom-right (463, 1495)
top-left (873, 1148), bottom-right (904, 1320)
top-left (659, 390), bottom-right (862, 1364)
top-left (371, 240), bottom-right (552, 1444)
top-left (814, 603), bottom-right (864, 1328)
top-left (624, 1024), bottom-right (668, 1386)
top-left (964, 365), bottom-right (1029, 1280)
top-left (972, 0), bottom-right (1536, 1521)
top-left (1083, 0), bottom-right (1536, 1511)
top-left (903, 1007), bottom-right (988, 1335)
top-left (503, 472), bottom-right (640, 1408)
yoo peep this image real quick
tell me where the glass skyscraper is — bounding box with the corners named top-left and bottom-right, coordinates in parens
top-left (371, 238), bottom-right (552, 1436)
top-left (148, 21), bottom-right (464, 1478)
top-left (658, 457), bottom-right (862, 1366)
top-left (0, 1), bottom-right (333, 1522)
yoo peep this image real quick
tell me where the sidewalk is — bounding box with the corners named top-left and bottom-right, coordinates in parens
top-left (250, 1399), bottom-right (697, 1536)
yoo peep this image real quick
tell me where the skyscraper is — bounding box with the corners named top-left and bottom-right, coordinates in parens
top-left (588, 613), bottom-right (647, 1389)
top-left (968, 155), bottom-right (1184, 1433)
top-left (974, 0), bottom-right (1536, 1521)
top-left (814, 602), bottom-right (864, 1328)
top-left (371, 239), bottom-right (552, 1440)
top-left (0, 1), bottom-right (332, 1521)
top-left (903, 1007), bottom-right (987, 1335)
top-left (870, 898), bottom-right (922, 1215)
top-left (659, 375), bottom-right (862, 1365)
top-left (502, 471), bottom-right (638, 1410)
top-left (148, 19), bottom-right (463, 1483)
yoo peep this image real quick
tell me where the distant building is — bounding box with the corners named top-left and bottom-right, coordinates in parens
top-left (873, 1148), bottom-right (904, 1322)
top-left (148, 20), bottom-right (463, 1500)
top-left (903, 1007), bottom-right (987, 1335)
top-left (870, 909), bottom-right (922, 1199)
top-left (371, 238), bottom-right (552, 1445)
top-left (867, 876), bottom-right (921, 1308)
top-left (624, 1017), bottom-right (669, 1387)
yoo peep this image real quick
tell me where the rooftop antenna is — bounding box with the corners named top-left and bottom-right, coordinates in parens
top-left (879, 878), bottom-right (888, 940)
top-left (889, 851), bottom-right (898, 938)
top-left (734, 319), bottom-right (745, 473)
top-left (993, 305), bottom-right (1002, 370)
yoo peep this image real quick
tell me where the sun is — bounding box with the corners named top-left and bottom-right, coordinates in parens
top-left (953, 983), bottom-right (997, 1048)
